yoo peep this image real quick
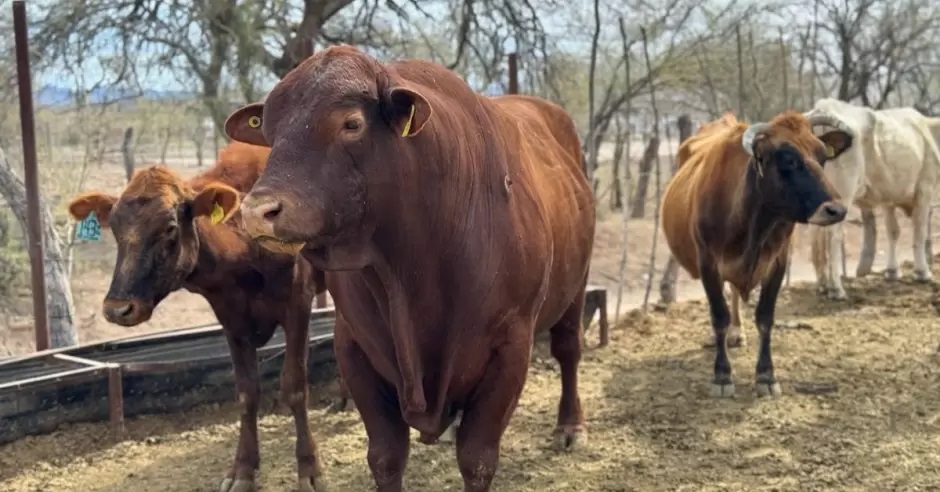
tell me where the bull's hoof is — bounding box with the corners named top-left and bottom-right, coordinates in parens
top-left (883, 268), bottom-right (900, 281)
top-left (551, 424), bottom-right (586, 452)
top-left (327, 397), bottom-right (356, 413)
top-left (914, 269), bottom-right (933, 283)
top-left (297, 475), bottom-right (328, 492)
top-left (436, 417), bottom-right (460, 445)
top-left (856, 264), bottom-right (873, 277)
top-left (710, 382), bottom-right (735, 398)
top-left (220, 478), bottom-right (255, 492)
top-left (702, 331), bottom-right (746, 349)
top-left (755, 373), bottom-right (781, 398)
top-left (825, 287), bottom-right (848, 300)
top-left (816, 284), bottom-right (828, 296)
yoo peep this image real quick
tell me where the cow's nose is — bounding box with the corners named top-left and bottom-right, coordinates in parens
top-left (809, 201), bottom-right (847, 226)
top-left (103, 299), bottom-right (142, 325)
top-left (240, 189), bottom-right (282, 237)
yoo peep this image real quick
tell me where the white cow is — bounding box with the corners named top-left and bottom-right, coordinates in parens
top-left (806, 98), bottom-right (940, 300)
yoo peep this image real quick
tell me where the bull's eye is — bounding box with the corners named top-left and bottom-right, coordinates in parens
top-left (164, 223), bottom-right (178, 236)
top-left (344, 119), bottom-right (362, 131)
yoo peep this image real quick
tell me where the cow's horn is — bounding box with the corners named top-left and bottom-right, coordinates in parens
top-left (804, 111), bottom-right (856, 139)
top-left (741, 122), bottom-right (770, 157)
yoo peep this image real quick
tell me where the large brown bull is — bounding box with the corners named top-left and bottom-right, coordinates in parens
top-left (67, 142), bottom-right (328, 492)
top-left (661, 111), bottom-right (854, 398)
top-left (224, 44), bottom-right (595, 491)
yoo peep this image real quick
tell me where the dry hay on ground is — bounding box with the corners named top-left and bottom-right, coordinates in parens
top-left (2, 262), bottom-right (940, 491)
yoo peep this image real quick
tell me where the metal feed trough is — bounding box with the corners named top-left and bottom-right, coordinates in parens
top-left (0, 287), bottom-right (607, 445)
top-left (0, 308), bottom-right (337, 445)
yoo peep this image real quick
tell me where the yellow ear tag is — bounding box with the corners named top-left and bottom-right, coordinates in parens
top-left (210, 202), bottom-right (225, 225)
top-left (825, 144), bottom-right (835, 158)
top-left (248, 115), bottom-right (262, 128)
top-left (401, 104), bottom-right (416, 137)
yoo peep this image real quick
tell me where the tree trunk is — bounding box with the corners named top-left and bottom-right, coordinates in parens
top-left (610, 118), bottom-right (626, 210)
top-left (658, 114), bottom-right (693, 305)
top-left (121, 127), bottom-right (135, 182)
top-left (160, 128), bottom-right (172, 165)
top-left (630, 137), bottom-right (657, 218)
top-left (0, 147), bottom-right (77, 347)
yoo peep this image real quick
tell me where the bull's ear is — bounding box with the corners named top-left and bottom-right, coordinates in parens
top-left (68, 192), bottom-right (117, 227)
top-left (224, 103), bottom-right (269, 147)
top-left (191, 183), bottom-right (240, 225)
top-left (818, 130), bottom-right (852, 160)
top-left (384, 87), bottom-right (432, 138)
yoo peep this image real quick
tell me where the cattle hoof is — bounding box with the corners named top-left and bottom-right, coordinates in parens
top-left (220, 477), bottom-right (255, 492)
top-left (856, 265), bottom-right (873, 277)
top-left (755, 382), bottom-right (782, 398)
top-left (297, 475), bottom-right (328, 492)
top-left (437, 417), bottom-right (460, 444)
top-left (328, 397), bottom-right (355, 413)
top-left (551, 425), bottom-right (586, 452)
top-left (702, 332), bottom-right (745, 349)
top-left (914, 270), bottom-right (933, 282)
top-left (826, 288), bottom-right (848, 301)
top-left (709, 382), bottom-right (735, 398)
top-left (883, 269), bottom-right (900, 281)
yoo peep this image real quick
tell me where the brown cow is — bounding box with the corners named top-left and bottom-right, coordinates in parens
top-left (67, 142), bottom-right (328, 492)
top-left (661, 110), bottom-right (854, 398)
top-left (225, 45), bottom-right (595, 491)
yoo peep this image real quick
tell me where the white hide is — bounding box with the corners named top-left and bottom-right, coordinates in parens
top-left (807, 98), bottom-right (940, 300)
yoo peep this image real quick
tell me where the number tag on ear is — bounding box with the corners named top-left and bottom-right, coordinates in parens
top-left (75, 211), bottom-right (102, 241)
top-left (401, 104), bottom-right (416, 137)
top-left (210, 203), bottom-right (225, 225)
top-left (825, 144), bottom-right (835, 158)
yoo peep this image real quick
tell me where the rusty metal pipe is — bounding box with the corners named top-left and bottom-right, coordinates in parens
top-left (12, 0), bottom-right (50, 352)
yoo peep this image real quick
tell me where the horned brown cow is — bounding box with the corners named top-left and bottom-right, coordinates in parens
top-left (67, 141), bottom-right (328, 492)
top-left (224, 45), bottom-right (595, 491)
top-left (661, 110), bottom-right (855, 398)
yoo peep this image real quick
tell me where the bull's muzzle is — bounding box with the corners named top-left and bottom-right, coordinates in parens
top-left (239, 188), bottom-right (305, 255)
top-left (808, 201), bottom-right (847, 226)
top-left (102, 298), bottom-right (152, 326)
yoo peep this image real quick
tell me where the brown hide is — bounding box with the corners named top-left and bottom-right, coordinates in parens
top-left (662, 111), bottom-right (848, 297)
top-left (226, 45), bottom-right (595, 490)
top-left (67, 142), bottom-right (328, 490)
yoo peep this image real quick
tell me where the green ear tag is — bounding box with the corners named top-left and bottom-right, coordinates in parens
top-left (210, 203), bottom-right (225, 225)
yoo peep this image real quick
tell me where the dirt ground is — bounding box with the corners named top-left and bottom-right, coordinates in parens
top-left (3, 260), bottom-right (940, 491)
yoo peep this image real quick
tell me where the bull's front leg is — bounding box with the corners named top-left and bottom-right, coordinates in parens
top-left (281, 291), bottom-right (327, 491)
top-left (883, 205), bottom-right (901, 280)
top-left (754, 257), bottom-right (787, 398)
top-left (456, 328), bottom-right (533, 492)
top-left (220, 330), bottom-right (262, 492)
top-left (856, 207), bottom-right (877, 277)
top-left (827, 223), bottom-right (848, 300)
top-left (911, 199), bottom-right (933, 282)
top-left (335, 319), bottom-right (410, 492)
top-left (699, 257), bottom-right (735, 397)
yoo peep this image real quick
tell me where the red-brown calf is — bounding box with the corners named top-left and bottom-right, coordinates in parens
top-left (67, 142), bottom-right (327, 492)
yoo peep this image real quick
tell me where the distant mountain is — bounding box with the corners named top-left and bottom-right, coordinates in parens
top-left (34, 85), bottom-right (198, 106)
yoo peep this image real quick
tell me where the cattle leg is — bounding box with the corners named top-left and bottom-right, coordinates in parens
top-left (220, 332), bottom-right (262, 492)
top-left (281, 299), bottom-right (327, 491)
top-left (702, 287), bottom-right (744, 349)
top-left (456, 339), bottom-right (531, 491)
top-left (883, 206), bottom-right (901, 281)
top-left (856, 207), bottom-right (877, 277)
top-left (335, 324), bottom-right (409, 492)
top-left (754, 258), bottom-right (786, 398)
top-left (328, 376), bottom-right (357, 413)
top-left (911, 200), bottom-right (933, 282)
top-left (699, 261), bottom-right (734, 397)
top-left (549, 298), bottom-right (586, 451)
top-left (826, 223), bottom-right (848, 300)
top-left (810, 224), bottom-right (830, 295)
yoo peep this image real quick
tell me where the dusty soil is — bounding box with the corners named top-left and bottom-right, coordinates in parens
top-left (3, 260), bottom-right (940, 491)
